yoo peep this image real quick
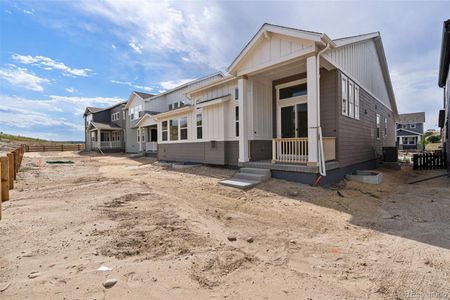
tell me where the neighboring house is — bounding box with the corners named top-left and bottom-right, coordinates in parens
top-left (438, 19), bottom-right (450, 170)
top-left (122, 91), bottom-right (155, 153)
top-left (128, 72), bottom-right (223, 154)
top-left (153, 23), bottom-right (398, 184)
top-left (83, 101), bottom-right (127, 152)
top-left (396, 112), bottom-right (425, 151)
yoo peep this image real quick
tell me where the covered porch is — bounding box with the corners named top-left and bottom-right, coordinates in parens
top-left (88, 122), bottom-right (123, 150)
top-left (135, 113), bottom-right (158, 153)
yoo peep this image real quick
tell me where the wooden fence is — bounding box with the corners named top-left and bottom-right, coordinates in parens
top-left (1, 146), bottom-right (25, 220)
top-left (413, 151), bottom-right (447, 170)
top-left (24, 144), bottom-right (85, 152)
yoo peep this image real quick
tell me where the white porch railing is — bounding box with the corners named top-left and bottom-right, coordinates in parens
top-left (99, 141), bottom-right (122, 149)
top-left (272, 137), bottom-right (336, 164)
top-left (146, 142), bottom-right (157, 152)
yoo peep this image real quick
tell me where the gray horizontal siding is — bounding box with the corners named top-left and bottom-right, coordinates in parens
top-left (337, 70), bottom-right (396, 168)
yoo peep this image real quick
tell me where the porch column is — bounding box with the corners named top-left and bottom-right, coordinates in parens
top-left (97, 129), bottom-right (101, 149)
top-left (138, 127), bottom-right (142, 152)
top-left (306, 55), bottom-right (318, 166)
top-left (238, 77), bottom-right (249, 163)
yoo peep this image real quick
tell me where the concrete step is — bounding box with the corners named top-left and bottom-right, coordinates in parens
top-left (219, 178), bottom-right (260, 190)
top-left (240, 167), bottom-right (271, 176)
top-left (234, 172), bottom-right (270, 182)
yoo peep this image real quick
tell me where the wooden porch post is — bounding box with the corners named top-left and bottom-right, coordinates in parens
top-left (6, 153), bottom-right (14, 190)
top-left (97, 129), bottom-right (101, 149)
top-left (0, 157), bottom-right (9, 202)
top-left (238, 76), bottom-right (249, 163)
top-left (306, 56), bottom-right (318, 166)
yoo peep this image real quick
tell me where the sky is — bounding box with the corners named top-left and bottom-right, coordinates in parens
top-left (0, 0), bottom-right (449, 141)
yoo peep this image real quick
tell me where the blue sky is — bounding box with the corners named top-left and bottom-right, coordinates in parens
top-left (0, 0), bottom-right (449, 141)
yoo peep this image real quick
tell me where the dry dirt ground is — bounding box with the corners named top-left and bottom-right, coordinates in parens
top-left (0, 152), bottom-right (449, 299)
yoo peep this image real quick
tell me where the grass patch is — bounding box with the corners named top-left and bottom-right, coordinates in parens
top-left (0, 133), bottom-right (48, 142)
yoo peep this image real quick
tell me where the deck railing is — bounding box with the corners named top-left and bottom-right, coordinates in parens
top-left (146, 142), bottom-right (157, 152)
top-left (272, 137), bottom-right (336, 164)
top-left (98, 141), bottom-right (122, 149)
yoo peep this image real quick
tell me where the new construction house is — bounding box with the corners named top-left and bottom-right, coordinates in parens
top-left (85, 23), bottom-right (398, 184)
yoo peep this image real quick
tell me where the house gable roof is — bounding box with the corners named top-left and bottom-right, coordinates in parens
top-left (438, 19), bottom-right (450, 87)
top-left (396, 128), bottom-right (421, 136)
top-left (228, 23), bottom-right (335, 75)
top-left (88, 122), bottom-right (122, 131)
top-left (124, 91), bottom-right (151, 110)
top-left (397, 112), bottom-right (426, 124)
top-left (83, 101), bottom-right (126, 116)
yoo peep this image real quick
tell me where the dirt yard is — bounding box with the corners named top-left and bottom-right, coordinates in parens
top-left (0, 152), bottom-right (449, 299)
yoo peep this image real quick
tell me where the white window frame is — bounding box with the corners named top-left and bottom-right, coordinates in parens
top-left (376, 114), bottom-right (380, 140)
top-left (196, 111), bottom-right (203, 140)
top-left (384, 118), bottom-right (388, 136)
top-left (235, 105), bottom-right (239, 137)
top-left (161, 121), bottom-right (168, 141)
top-left (341, 75), bottom-right (348, 116)
top-left (179, 116), bottom-right (188, 140)
top-left (354, 85), bottom-right (360, 120)
top-left (169, 119), bottom-right (179, 141)
top-left (348, 81), bottom-right (354, 118)
top-left (410, 123), bottom-right (416, 129)
top-left (137, 129), bottom-right (140, 142)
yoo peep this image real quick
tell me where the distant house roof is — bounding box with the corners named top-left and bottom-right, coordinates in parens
top-left (88, 122), bottom-right (122, 131)
top-left (438, 19), bottom-right (450, 87)
top-left (397, 112), bottom-right (426, 124)
top-left (134, 91), bottom-right (154, 99)
top-left (396, 129), bottom-right (421, 136)
top-left (83, 101), bottom-right (127, 116)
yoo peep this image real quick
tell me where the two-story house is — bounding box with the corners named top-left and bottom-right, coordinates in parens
top-left (83, 101), bottom-right (128, 152)
top-left (396, 112), bottom-right (426, 151)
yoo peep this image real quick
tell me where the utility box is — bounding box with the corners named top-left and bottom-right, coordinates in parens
top-left (383, 147), bottom-right (398, 162)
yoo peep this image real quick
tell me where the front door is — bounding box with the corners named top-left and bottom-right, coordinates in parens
top-left (277, 79), bottom-right (308, 138)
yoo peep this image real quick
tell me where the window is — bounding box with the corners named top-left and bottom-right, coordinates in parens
top-left (180, 117), bottom-right (188, 140)
top-left (169, 104), bottom-right (173, 111)
top-left (348, 81), bottom-right (354, 118)
top-left (410, 123), bottom-right (416, 128)
top-left (402, 137), bottom-right (417, 145)
top-left (354, 85), bottom-right (360, 120)
top-left (402, 124), bottom-right (407, 129)
top-left (111, 112), bottom-right (119, 121)
top-left (384, 118), bottom-right (388, 136)
top-left (235, 106), bottom-right (239, 137)
top-left (174, 102), bottom-right (179, 109)
top-left (235, 87), bottom-right (239, 100)
top-left (170, 119), bottom-right (178, 140)
top-left (376, 114), bottom-right (380, 140)
top-left (162, 121), bottom-right (168, 141)
top-left (196, 113), bottom-right (203, 139)
top-left (86, 114), bottom-right (92, 123)
top-left (137, 129), bottom-right (140, 142)
top-left (123, 111), bottom-right (126, 119)
top-left (341, 76), bottom-right (348, 116)
top-left (279, 83), bottom-right (307, 100)
top-left (180, 101), bottom-right (185, 107)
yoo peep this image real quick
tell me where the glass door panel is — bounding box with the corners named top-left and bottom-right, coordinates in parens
top-left (296, 103), bottom-right (308, 138)
top-left (281, 106), bottom-right (295, 138)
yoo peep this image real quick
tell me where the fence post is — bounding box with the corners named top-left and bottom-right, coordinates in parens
top-left (0, 157), bottom-right (9, 202)
top-left (43, 145), bottom-right (46, 152)
top-left (61, 144), bottom-right (64, 152)
top-left (13, 149), bottom-right (20, 177)
top-left (6, 153), bottom-right (14, 190)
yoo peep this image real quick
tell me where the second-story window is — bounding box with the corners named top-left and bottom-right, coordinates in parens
top-left (385, 118), bottom-right (388, 136)
top-left (376, 114), bottom-right (380, 140)
top-left (410, 123), bottom-right (416, 128)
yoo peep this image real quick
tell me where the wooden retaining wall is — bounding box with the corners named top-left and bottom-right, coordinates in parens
top-left (1, 145), bottom-right (25, 220)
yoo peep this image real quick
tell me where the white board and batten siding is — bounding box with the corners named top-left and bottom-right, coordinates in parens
top-left (235, 33), bottom-right (316, 76)
top-left (250, 79), bottom-right (273, 140)
top-left (324, 39), bottom-right (392, 110)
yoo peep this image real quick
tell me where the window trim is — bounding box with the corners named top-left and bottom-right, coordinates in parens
top-left (196, 112), bottom-right (203, 140)
top-left (341, 75), bottom-right (348, 116)
top-left (384, 118), bottom-right (388, 136)
top-left (235, 105), bottom-right (239, 137)
top-left (161, 120), bottom-right (168, 141)
top-left (275, 79), bottom-right (308, 106)
top-left (348, 81), bottom-right (354, 118)
top-left (179, 116), bottom-right (188, 140)
top-left (410, 123), bottom-right (416, 129)
top-left (354, 85), bottom-right (360, 120)
top-left (376, 114), bottom-right (381, 140)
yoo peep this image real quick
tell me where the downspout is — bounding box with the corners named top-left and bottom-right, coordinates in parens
top-left (316, 42), bottom-right (331, 176)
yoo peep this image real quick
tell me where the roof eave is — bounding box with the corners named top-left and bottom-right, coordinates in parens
top-left (438, 19), bottom-right (450, 87)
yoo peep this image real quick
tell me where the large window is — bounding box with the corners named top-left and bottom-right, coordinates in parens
top-left (170, 119), bottom-right (178, 140)
top-left (341, 76), bottom-right (348, 116)
top-left (355, 85), bottom-right (360, 119)
top-left (384, 118), bottom-right (388, 136)
top-left (162, 121), bottom-right (168, 141)
top-left (196, 113), bottom-right (203, 139)
top-left (130, 105), bottom-right (142, 120)
top-left (342, 74), bottom-right (360, 120)
top-left (402, 137), bottom-right (417, 145)
top-left (180, 117), bottom-right (188, 140)
top-left (279, 83), bottom-right (307, 100)
top-left (348, 81), bottom-right (354, 118)
top-left (376, 114), bottom-right (381, 140)
top-left (235, 106), bottom-right (239, 137)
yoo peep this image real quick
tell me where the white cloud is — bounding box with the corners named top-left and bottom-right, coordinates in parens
top-left (110, 80), bottom-right (153, 92)
top-left (23, 9), bottom-right (34, 16)
top-left (77, 1), bottom-right (229, 69)
top-left (128, 41), bottom-right (142, 54)
top-left (66, 87), bottom-right (75, 93)
top-left (0, 65), bottom-right (50, 91)
top-left (12, 54), bottom-right (92, 77)
top-left (159, 78), bottom-right (194, 90)
top-left (5, 9), bottom-right (12, 14)
top-left (111, 44), bottom-right (116, 49)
